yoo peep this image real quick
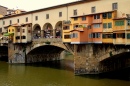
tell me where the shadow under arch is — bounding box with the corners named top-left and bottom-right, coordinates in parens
top-left (55, 21), bottom-right (62, 38)
top-left (42, 23), bottom-right (53, 38)
top-left (0, 46), bottom-right (8, 62)
top-left (32, 24), bottom-right (41, 38)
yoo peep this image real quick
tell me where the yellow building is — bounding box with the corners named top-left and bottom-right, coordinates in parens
top-left (102, 10), bottom-right (117, 44)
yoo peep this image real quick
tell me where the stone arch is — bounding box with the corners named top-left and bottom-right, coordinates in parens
top-left (42, 23), bottom-right (53, 38)
top-left (55, 21), bottom-right (62, 38)
top-left (33, 24), bottom-right (41, 39)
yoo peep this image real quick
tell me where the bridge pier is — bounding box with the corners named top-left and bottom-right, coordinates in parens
top-left (74, 44), bottom-right (99, 75)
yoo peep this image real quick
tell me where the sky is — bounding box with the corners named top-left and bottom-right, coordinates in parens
top-left (0, 0), bottom-right (77, 11)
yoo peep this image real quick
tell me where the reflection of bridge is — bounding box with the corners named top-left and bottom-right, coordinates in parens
top-left (0, 38), bottom-right (130, 75)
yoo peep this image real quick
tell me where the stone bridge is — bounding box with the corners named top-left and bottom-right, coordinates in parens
top-left (5, 39), bottom-right (130, 75)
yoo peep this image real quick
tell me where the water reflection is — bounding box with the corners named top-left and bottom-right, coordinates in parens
top-left (0, 55), bottom-right (130, 86)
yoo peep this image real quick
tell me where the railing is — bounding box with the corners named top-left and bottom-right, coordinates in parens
top-left (33, 38), bottom-right (62, 44)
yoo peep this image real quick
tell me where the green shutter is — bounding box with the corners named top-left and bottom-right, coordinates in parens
top-left (127, 33), bottom-right (130, 39)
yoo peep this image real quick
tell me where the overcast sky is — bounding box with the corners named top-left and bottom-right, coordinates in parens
top-left (0, 0), bottom-right (77, 11)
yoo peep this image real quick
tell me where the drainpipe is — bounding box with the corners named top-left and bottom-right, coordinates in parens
top-left (125, 20), bottom-right (127, 45)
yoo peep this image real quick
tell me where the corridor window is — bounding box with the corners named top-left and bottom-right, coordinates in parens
top-left (17, 19), bottom-right (19, 23)
top-left (91, 6), bottom-right (96, 13)
top-left (3, 21), bottom-right (5, 25)
top-left (108, 12), bottom-right (112, 19)
top-left (26, 17), bottom-right (28, 22)
top-left (73, 9), bottom-right (77, 16)
top-left (35, 16), bottom-right (38, 21)
top-left (10, 20), bottom-right (12, 25)
top-left (59, 12), bottom-right (62, 17)
top-left (112, 3), bottom-right (118, 10)
top-left (46, 14), bottom-right (49, 19)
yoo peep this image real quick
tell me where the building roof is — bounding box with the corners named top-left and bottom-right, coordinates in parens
top-left (0, 5), bottom-right (7, 9)
top-left (0, 0), bottom-right (98, 19)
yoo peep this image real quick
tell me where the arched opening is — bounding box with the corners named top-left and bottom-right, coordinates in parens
top-left (33, 24), bottom-right (41, 39)
top-left (55, 21), bottom-right (62, 38)
top-left (0, 46), bottom-right (8, 62)
top-left (42, 23), bottom-right (53, 38)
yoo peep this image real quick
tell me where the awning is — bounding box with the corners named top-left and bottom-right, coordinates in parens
top-left (3, 33), bottom-right (14, 36)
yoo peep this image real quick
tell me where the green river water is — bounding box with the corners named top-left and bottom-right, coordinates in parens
top-left (0, 55), bottom-right (130, 86)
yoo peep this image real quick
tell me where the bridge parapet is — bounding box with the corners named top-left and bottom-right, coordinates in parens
top-left (33, 38), bottom-right (62, 44)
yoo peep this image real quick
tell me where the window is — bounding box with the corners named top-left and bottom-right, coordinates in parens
top-left (102, 34), bottom-right (113, 38)
top-left (94, 14), bottom-right (100, 19)
top-left (23, 29), bottom-right (25, 33)
top-left (93, 24), bottom-right (100, 28)
top-left (46, 14), bottom-right (49, 19)
top-left (127, 33), bottom-right (130, 39)
top-left (0, 28), bottom-right (2, 33)
top-left (35, 16), bottom-right (38, 21)
top-left (64, 35), bottom-right (70, 39)
top-left (103, 23), bottom-right (107, 28)
top-left (74, 17), bottom-right (78, 21)
top-left (63, 26), bottom-right (70, 30)
top-left (82, 16), bottom-right (86, 21)
top-left (26, 17), bottom-right (28, 22)
top-left (17, 19), bottom-right (19, 23)
top-left (112, 3), bottom-right (118, 10)
top-left (127, 20), bottom-right (130, 25)
top-left (102, 13), bottom-right (107, 19)
top-left (108, 23), bottom-right (112, 28)
top-left (91, 6), bottom-right (96, 13)
top-left (12, 29), bottom-right (14, 32)
top-left (115, 21), bottom-right (124, 26)
top-left (28, 30), bottom-right (31, 33)
top-left (10, 20), bottom-right (12, 25)
top-left (73, 9), bottom-right (77, 16)
top-left (16, 36), bottom-right (20, 40)
top-left (59, 12), bottom-right (62, 17)
top-left (3, 21), bottom-right (5, 25)
top-left (71, 33), bottom-right (78, 38)
top-left (108, 12), bottom-right (112, 19)
top-left (21, 36), bottom-right (26, 39)
top-left (95, 33), bottom-right (100, 38)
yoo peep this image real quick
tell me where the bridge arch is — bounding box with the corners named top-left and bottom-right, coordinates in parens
top-left (26, 44), bottom-right (73, 63)
top-left (42, 23), bottom-right (53, 38)
top-left (55, 21), bottom-right (62, 38)
top-left (33, 24), bottom-right (41, 38)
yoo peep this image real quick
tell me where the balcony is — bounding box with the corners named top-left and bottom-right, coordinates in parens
top-left (113, 26), bottom-right (125, 31)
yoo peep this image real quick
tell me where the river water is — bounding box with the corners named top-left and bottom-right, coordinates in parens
top-left (0, 55), bottom-right (130, 86)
